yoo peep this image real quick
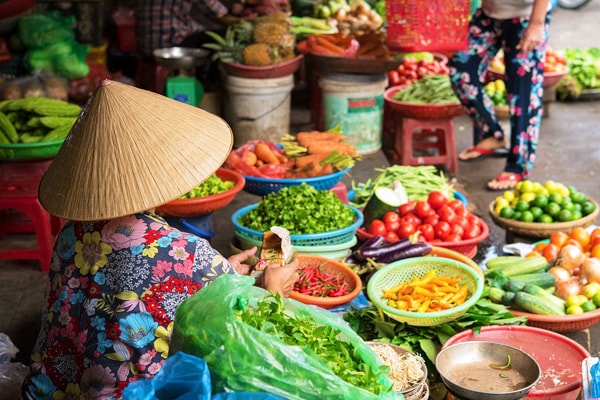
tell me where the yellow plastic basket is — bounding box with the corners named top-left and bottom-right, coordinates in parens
top-left (367, 257), bottom-right (484, 326)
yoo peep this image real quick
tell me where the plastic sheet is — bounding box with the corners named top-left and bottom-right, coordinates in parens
top-left (0, 333), bottom-right (29, 399)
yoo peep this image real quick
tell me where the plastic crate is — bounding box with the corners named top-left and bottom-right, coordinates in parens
top-left (385, 0), bottom-right (470, 52)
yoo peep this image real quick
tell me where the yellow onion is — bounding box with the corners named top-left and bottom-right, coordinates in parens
top-left (555, 279), bottom-right (583, 300)
top-left (580, 257), bottom-right (600, 284)
top-left (555, 244), bottom-right (586, 272)
top-left (548, 266), bottom-right (572, 283)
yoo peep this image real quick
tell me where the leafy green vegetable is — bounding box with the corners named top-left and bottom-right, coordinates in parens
top-left (178, 173), bottom-right (234, 199)
top-left (233, 293), bottom-right (390, 396)
top-left (239, 182), bottom-right (355, 234)
top-left (564, 47), bottom-right (600, 89)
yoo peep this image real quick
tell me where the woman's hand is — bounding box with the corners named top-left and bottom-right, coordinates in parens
top-left (517, 22), bottom-right (544, 53)
top-left (263, 258), bottom-right (300, 298)
top-left (227, 246), bottom-right (258, 275)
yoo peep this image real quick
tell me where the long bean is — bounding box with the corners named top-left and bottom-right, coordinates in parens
top-left (350, 165), bottom-right (454, 208)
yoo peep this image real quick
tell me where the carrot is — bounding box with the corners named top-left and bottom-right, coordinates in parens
top-left (243, 151), bottom-right (258, 166)
top-left (293, 152), bottom-right (328, 169)
top-left (314, 36), bottom-right (346, 55)
top-left (255, 142), bottom-right (280, 165)
top-left (307, 141), bottom-right (357, 156)
top-left (296, 131), bottom-right (346, 146)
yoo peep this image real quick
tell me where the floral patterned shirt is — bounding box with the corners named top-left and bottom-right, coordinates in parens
top-left (22, 211), bottom-right (235, 399)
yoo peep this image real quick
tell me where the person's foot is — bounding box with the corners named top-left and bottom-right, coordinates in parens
top-left (459, 137), bottom-right (508, 161)
top-left (486, 172), bottom-right (523, 191)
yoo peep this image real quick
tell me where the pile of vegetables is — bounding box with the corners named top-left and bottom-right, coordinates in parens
top-left (492, 179), bottom-right (597, 223)
top-left (311, 0), bottom-right (384, 37)
top-left (390, 74), bottom-right (459, 104)
top-left (238, 183), bottom-right (355, 234)
top-left (177, 173), bottom-right (234, 200)
top-left (296, 31), bottom-right (390, 60)
top-left (293, 261), bottom-right (350, 297)
top-left (387, 52), bottom-right (450, 88)
top-left (235, 293), bottom-right (392, 396)
top-left (564, 47), bottom-right (600, 89)
top-left (484, 79), bottom-right (507, 107)
top-left (490, 47), bottom-right (568, 75)
top-left (225, 130), bottom-right (358, 179)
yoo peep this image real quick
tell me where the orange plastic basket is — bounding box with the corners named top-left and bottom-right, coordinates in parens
top-left (385, 0), bottom-right (470, 53)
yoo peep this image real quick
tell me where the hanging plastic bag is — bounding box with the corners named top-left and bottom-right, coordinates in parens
top-left (18, 11), bottom-right (76, 49)
top-left (170, 274), bottom-right (399, 400)
top-left (0, 333), bottom-right (29, 400)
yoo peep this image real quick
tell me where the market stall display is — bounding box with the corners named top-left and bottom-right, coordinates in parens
top-left (155, 168), bottom-right (245, 217)
top-left (289, 254), bottom-right (362, 308)
top-left (443, 325), bottom-right (590, 400)
top-left (367, 257), bottom-right (484, 326)
top-left (436, 341), bottom-right (541, 400)
top-left (489, 47), bottom-right (569, 88)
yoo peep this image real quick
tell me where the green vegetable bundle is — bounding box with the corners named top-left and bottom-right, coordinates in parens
top-left (564, 47), bottom-right (600, 89)
top-left (170, 274), bottom-right (399, 400)
top-left (239, 182), bottom-right (355, 234)
top-left (177, 173), bottom-right (234, 199)
top-left (392, 75), bottom-right (459, 104)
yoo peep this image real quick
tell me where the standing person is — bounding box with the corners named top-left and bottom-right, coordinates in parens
top-left (21, 80), bottom-right (299, 400)
top-left (449, 0), bottom-right (554, 190)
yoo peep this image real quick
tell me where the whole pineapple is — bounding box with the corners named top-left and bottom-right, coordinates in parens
top-left (243, 43), bottom-right (273, 66)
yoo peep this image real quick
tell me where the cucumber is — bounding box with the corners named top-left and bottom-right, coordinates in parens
top-left (501, 291), bottom-right (517, 307)
top-left (513, 291), bottom-right (565, 316)
top-left (485, 255), bottom-right (525, 270)
top-left (523, 283), bottom-right (566, 311)
top-left (504, 280), bottom-right (526, 293)
top-left (509, 272), bottom-right (556, 289)
top-left (501, 256), bottom-right (548, 277)
top-left (487, 287), bottom-right (506, 303)
top-left (362, 186), bottom-right (405, 227)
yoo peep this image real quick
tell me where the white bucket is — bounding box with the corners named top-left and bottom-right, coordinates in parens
top-left (224, 74), bottom-right (294, 148)
top-left (319, 73), bottom-right (388, 155)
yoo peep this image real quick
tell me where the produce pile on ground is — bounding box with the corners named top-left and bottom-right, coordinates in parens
top-left (389, 75), bottom-right (459, 104)
top-left (176, 173), bottom-right (234, 200)
top-left (225, 130), bottom-right (358, 179)
top-left (237, 183), bottom-right (355, 234)
top-left (387, 52), bottom-right (450, 88)
top-left (491, 179), bottom-right (597, 223)
top-left (0, 97), bottom-right (81, 144)
top-left (490, 47), bottom-right (567, 75)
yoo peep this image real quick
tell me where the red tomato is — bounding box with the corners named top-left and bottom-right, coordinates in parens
top-left (434, 221), bottom-right (451, 240)
top-left (398, 221), bottom-right (417, 239)
top-left (415, 200), bottom-right (433, 219)
top-left (427, 191), bottom-right (449, 210)
top-left (438, 205), bottom-right (457, 224)
top-left (385, 220), bottom-right (400, 234)
top-left (385, 231), bottom-right (400, 243)
top-left (444, 233), bottom-right (463, 242)
top-left (383, 211), bottom-right (401, 224)
top-left (367, 219), bottom-right (387, 236)
top-left (453, 215), bottom-right (470, 230)
top-left (448, 199), bottom-right (464, 210)
top-left (450, 224), bottom-right (465, 238)
top-left (418, 223), bottom-right (435, 242)
top-left (467, 214), bottom-right (481, 227)
top-left (462, 222), bottom-right (482, 240)
top-left (388, 70), bottom-right (401, 86)
top-left (402, 213), bottom-right (422, 227)
top-left (423, 213), bottom-right (439, 226)
top-left (399, 201), bottom-right (416, 216)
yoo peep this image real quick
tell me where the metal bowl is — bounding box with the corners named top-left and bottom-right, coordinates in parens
top-left (153, 47), bottom-right (210, 70)
top-left (435, 341), bottom-right (541, 400)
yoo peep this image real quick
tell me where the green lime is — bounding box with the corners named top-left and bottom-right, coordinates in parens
top-left (581, 301), bottom-right (597, 313)
top-left (558, 209), bottom-right (574, 222)
top-left (538, 214), bottom-right (553, 223)
top-left (561, 200), bottom-right (575, 212)
top-left (573, 203), bottom-right (582, 212)
top-left (545, 202), bottom-right (561, 217)
top-left (549, 193), bottom-right (563, 204)
top-left (520, 210), bottom-right (535, 223)
top-left (570, 191), bottom-right (587, 204)
top-left (593, 291), bottom-right (600, 307)
top-left (566, 305), bottom-right (584, 315)
top-left (582, 200), bottom-right (597, 216)
top-left (532, 195), bottom-right (549, 208)
top-left (512, 211), bottom-right (523, 221)
top-left (572, 210), bottom-right (583, 220)
top-left (515, 200), bottom-right (530, 212)
top-left (529, 206), bottom-right (543, 219)
top-left (499, 206), bottom-right (515, 219)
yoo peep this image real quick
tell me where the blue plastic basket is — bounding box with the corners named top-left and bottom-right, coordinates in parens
top-left (243, 169), bottom-right (349, 197)
top-left (231, 203), bottom-right (364, 247)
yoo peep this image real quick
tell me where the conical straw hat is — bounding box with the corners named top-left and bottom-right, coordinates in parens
top-left (39, 80), bottom-right (233, 221)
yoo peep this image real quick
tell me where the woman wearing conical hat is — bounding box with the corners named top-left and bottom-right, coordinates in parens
top-left (21, 80), bottom-right (299, 399)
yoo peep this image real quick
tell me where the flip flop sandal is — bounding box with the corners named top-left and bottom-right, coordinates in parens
top-left (459, 146), bottom-right (509, 162)
top-left (486, 173), bottom-right (523, 191)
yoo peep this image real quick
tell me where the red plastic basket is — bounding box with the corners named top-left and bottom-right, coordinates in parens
top-left (385, 0), bottom-right (470, 52)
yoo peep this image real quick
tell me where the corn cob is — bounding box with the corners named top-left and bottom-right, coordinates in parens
top-left (0, 111), bottom-right (19, 144)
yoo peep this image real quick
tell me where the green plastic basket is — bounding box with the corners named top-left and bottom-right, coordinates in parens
top-left (0, 139), bottom-right (65, 161)
top-left (367, 257), bottom-right (484, 326)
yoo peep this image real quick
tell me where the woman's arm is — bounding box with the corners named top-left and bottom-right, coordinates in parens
top-left (517, 0), bottom-right (550, 52)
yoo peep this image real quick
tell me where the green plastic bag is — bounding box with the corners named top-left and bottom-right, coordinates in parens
top-left (170, 274), bottom-right (401, 400)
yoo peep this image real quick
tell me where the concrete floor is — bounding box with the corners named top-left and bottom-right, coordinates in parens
top-left (1, 3), bottom-right (600, 399)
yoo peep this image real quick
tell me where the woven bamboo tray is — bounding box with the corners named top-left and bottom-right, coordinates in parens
top-left (488, 199), bottom-right (599, 239)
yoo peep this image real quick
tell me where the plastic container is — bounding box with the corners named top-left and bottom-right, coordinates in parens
top-left (224, 74), bottom-right (294, 148)
top-left (444, 325), bottom-right (591, 400)
top-left (319, 73), bottom-right (388, 155)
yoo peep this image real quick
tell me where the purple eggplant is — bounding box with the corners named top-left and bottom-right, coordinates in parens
top-left (354, 238), bottom-right (412, 261)
top-left (356, 235), bottom-right (386, 252)
top-left (376, 242), bottom-right (432, 264)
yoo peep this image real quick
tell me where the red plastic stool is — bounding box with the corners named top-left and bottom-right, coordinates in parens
top-left (389, 113), bottom-right (458, 174)
top-left (0, 161), bottom-right (62, 272)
